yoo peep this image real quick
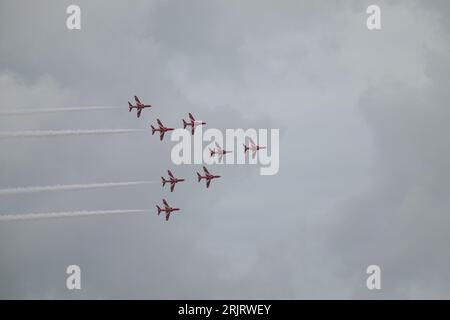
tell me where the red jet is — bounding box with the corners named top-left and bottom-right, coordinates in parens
top-left (209, 142), bottom-right (232, 162)
top-left (156, 199), bottom-right (180, 221)
top-left (151, 119), bottom-right (174, 141)
top-left (197, 166), bottom-right (221, 188)
top-left (182, 113), bottom-right (206, 135)
top-left (161, 170), bottom-right (185, 192)
top-left (243, 137), bottom-right (266, 159)
top-left (128, 95), bottom-right (152, 118)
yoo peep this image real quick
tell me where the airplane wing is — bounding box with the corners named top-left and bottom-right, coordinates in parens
top-left (160, 131), bottom-right (164, 141)
top-left (215, 142), bottom-right (223, 152)
top-left (206, 179), bottom-right (211, 188)
top-left (167, 170), bottom-right (174, 178)
top-left (252, 150), bottom-right (257, 159)
top-left (203, 166), bottom-right (210, 175)
top-left (157, 119), bottom-right (163, 127)
top-left (134, 96), bottom-right (141, 104)
top-left (191, 126), bottom-right (195, 135)
top-left (170, 183), bottom-right (175, 192)
top-left (249, 137), bottom-right (256, 147)
top-left (165, 212), bottom-right (170, 221)
top-left (163, 199), bottom-right (169, 207)
top-left (189, 113), bottom-right (195, 121)
top-left (219, 154), bottom-right (223, 163)
top-left (137, 109), bottom-right (142, 118)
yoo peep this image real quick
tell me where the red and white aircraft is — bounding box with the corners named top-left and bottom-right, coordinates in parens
top-left (161, 170), bottom-right (185, 192)
top-left (151, 119), bottom-right (174, 141)
top-left (243, 137), bottom-right (266, 159)
top-left (209, 142), bottom-right (232, 162)
top-left (156, 199), bottom-right (180, 221)
top-left (128, 95), bottom-right (152, 118)
top-left (182, 113), bottom-right (206, 135)
top-left (197, 166), bottom-right (221, 188)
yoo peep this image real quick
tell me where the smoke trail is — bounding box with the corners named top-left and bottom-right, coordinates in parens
top-left (0, 129), bottom-right (146, 139)
top-left (0, 209), bottom-right (150, 221)
top-left (0, 181), bottom-right (156, 196)
top-left (0, 106), bottom-right (122, 116)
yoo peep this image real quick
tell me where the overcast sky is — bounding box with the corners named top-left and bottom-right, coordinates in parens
top-left (1, 0), bottom-right (450, 299)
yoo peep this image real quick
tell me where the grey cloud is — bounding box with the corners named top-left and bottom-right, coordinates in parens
top-left (1, 0), bottom-right (450, 299)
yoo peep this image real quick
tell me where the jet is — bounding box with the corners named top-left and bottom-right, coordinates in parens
top-left (151, 119), bottom-right (174, 141)
top-left (161, 170), bottom-right (185, 192)
top-left (128, 95), bottom-right (152, 118)
top-left (243, 137), bottom-right (266, 159)
top-left (209, 142), bottom-right (232, 162)
top-left (182, 113), bottom-right (206, 135)
top-left (156, 199), bottom-right (180, 221)
top-left (197, 166), bottom-right (221, 188)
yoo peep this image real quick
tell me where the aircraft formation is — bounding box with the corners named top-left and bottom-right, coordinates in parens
top-left (127, 95), bottom-right (266, 221)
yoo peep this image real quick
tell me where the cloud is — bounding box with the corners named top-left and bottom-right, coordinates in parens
top-left (323, 47), bottom-right (450, 298)
top-left (1, 0), bottom-right (450, 299)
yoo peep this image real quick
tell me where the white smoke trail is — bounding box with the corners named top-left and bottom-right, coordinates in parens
top-left (0, 106), bottom-right (122, 116)
top-left (0, 129), bottom-right (146, 139)
top-left (0, 181), bottom-right (156, 196)
top-left (0, 209), bottom-right (150, 221)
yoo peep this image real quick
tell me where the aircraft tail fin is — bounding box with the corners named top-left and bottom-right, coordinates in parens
top-left (156, 205), bottom-right (161, 215)
top-left (243, 144), bottom-right (249, 152)
top-left (197, 172), bottom-right (202, 182)
top-left (128, 102), bottom-right (132, 112)
top-left (209, 148), bottom-right (215, 157)
top-left (182, 119), bottom-right (188, 129)
top-left (161, 177), bottom-right (166, 187)
top-left (151, 125), bottom-right (156, 135)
